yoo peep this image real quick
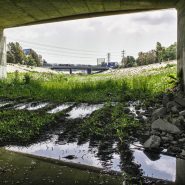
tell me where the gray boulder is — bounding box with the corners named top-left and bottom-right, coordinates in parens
top-left (161, 136), bottom-right (170, 142)
top-left (179, 138), bottom-right (185, 143)
top-left (166, 101), bottom-right (180, 109)
top-left (174, 97), bottom-right (185, 107)
top-left (144, 135), bottom-right (161, 150)
top-left (171, 106), bottom-right (179, 114)
top-left (162, 94), bottom-right (170, 106)
top-left (152, 107), bottom-right (166, 121)
top-left (179, 110), bottom-right (185, 116)
top-left (152, 119), bottom-right (181, 134)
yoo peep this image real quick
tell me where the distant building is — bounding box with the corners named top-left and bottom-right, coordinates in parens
top-left (23, 49), bottom-right (32, 55)
top-left (97, 58), bottom-right (118, 68)
top-left (107, 62), bottom-right (118, 68)
top-left (97, 58), bottom-right (106, 66)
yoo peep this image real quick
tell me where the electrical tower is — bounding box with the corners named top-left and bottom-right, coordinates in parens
top-left (121, 50), bottom-right (125, 66)
top-left (122, 50), bottom-right (125, 58)
top-left (107, 52), bottom-right (111, 65)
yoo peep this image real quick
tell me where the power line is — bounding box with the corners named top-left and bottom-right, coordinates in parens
top-left (7, 37), bottom-right (121, 55)
top-left (37, 50), bottom-right (98, 59)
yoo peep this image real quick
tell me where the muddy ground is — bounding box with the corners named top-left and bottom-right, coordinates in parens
top-left (0, 97), bottom-right (184, 185)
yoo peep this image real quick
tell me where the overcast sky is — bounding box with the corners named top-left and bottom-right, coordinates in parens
top-left (5, 9), bottom-right (177, 65)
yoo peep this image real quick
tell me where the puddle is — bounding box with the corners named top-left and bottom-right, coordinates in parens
top-left (0, 149), bottom-right (123, 185)
top-left (15, 102), bottom-right (48, 110)
top-left (130, 144), bottom-right (185, 184)
top-left (0, 102), bottom-right (12, 108)
top-left (47, 103), bottom-right (74, 114)
top-left (6, 135), bottom-right (121, 172)
top-left (7, 139), bottom-right (185, 184)
top-left (4, 100), bottom-right (185, 184)
top-left (67, 104), bottom-right (104, 119)
top-left (127, 101), bottom-right (145, 116)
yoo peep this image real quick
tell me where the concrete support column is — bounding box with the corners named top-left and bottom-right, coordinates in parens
top-left (176, 156), bottom-right (185, 185)
top-left (69, 68), bottom-right (72, 74)
top-left (177, 1), bottom-right (185, 90)
top-left (0, 29), bottom-right (7, 79)
top-left (87, 68), bottom-right (92, 75)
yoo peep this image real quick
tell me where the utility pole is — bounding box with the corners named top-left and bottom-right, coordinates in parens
top-left (121, 50), bottom-right (125, 66)
top-left (122, 50), bottom-right (125, 58)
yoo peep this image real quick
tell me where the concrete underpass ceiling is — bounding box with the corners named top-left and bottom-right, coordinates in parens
top-left (0, 0), bottom-right (178, 29)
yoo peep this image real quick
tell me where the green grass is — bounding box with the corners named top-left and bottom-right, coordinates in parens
top-left (0, 66), bottom-right (177, 144)
top-left (0, 66), bottom-right (176, 103)
top-left (79, 103), bottom-right (140, 143)
top-left (0, 110), bottom-right (55, 144)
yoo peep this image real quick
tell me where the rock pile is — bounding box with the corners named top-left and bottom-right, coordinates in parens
top-left (143, 93), bottom-right (185, 155)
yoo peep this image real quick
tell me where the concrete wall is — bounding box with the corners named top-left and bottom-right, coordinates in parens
top-left (0, 0), bottom-right (176, 29)
top-left (0, 30), bottom-right (7, 79)
top-left (176, 157), bottom-right (185, 185)
top-left (177, 0), bottom-right (185, 89)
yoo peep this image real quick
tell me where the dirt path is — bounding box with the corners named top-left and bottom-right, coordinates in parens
top-left (102, 60), bottom-right (176, 76)
top-left (7, 63), bottom-right (59, 74)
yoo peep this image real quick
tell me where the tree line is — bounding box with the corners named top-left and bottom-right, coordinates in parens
top-left (7, 41), bottom-right (177, 68)
top-left (122, 42), bottom-right (177, 68)
top-left (7, 42), bottom-right (44, 67)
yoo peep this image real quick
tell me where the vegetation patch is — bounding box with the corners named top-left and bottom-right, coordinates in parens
top-left (0, 110), bottom-right (55, 144)
top-left (79, 103), bottom-right (141, 142)
top-left (0, 66), bottom-right (176, 103)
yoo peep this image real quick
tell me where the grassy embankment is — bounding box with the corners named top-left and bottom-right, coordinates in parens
top-left (0, 65), bottom-right (177, 144)
top-left (0, 65), bottom-right (176, 102)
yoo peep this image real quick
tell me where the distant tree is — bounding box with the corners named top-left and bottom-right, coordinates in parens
top-left (123, 56), bottom-right (136, 68)
top-left (136, 50), bottom-right (157, 66)
top-left (137, 52), bottom-right (146, 66)
top-left (7, 50), bottom-right (15, 64)
top-left (26, 56), bottom-right (37, 66)
top-left (163, 42), bottom-right (177, 61)
top-left (145, 50), bottom-right (157, 64)
top-left (7, 42), bottom-right (25, 64)
top-left (27, 49), bottom-right (43, 66)
top-left (156, 42), bottom-right (163, 63)
top-left (7, 42), bottom-right (44, 67)
top-left (136, 42), bottom-right (177, 67)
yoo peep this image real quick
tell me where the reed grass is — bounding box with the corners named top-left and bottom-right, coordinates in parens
top-left (0, 66), bottom-right (176, 103)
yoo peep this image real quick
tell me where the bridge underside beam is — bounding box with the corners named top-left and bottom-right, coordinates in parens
top-left (0, 0), bottom-right (177, 29)
top-left (0, 30), bottom-right (7, 79)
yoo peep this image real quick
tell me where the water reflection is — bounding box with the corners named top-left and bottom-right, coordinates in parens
top-left (15, 102), bottom-right (48, 110)
top-left (6, 134), bottom-right (121, 172)
top-left (4, 101), bottom-right (185, 184)
top-left (47, 103), bottom-right (74, 114)
top-left (0, 102), bottom-right (12, 108)
top-left (132, 149), bottom-right (176, 182)
top-left (0, 149), bottom-right (123, 185)
top-left (130, 144), bottom-right (185, 185)
top-left (67, 104), bottom-right (104, 119)
top-left (6, 136), bottom-right (185, 184)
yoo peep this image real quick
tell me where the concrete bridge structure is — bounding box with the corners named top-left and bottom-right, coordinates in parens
top-left (51, 65), bottom-right (109, 74)
top-left (1, 1), bottom-right (185, 184)
top-left (0, 0), bottom-right (184, 85)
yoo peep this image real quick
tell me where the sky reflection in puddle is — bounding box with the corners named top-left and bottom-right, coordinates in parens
top-left (131, 145), bottom-right (176, 182)
top-left (6, 140), bottom-right (184, 183)
top-left (67, 104), bottom-right (104, 119)
top-left (15, 102), bottom-right (48, 110)
top-left (0, 102), bottom-right (12, 108)
top-left (47, 103), bottom-right (74, 114)
top-left (6, 135), bottom-right (121, 172)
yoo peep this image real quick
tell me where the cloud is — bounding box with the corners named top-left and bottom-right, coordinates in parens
top-left (5, 9), bottom-right (177, 64)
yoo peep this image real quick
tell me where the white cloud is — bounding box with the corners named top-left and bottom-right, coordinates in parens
top-left (5, 9), bottom-right (177, 64)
